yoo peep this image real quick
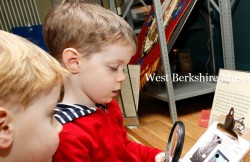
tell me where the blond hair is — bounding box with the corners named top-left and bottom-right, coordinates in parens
top-left (43, 0), bottom-right (137, 62)
top-left (0, 30), bottom-right (68, 106)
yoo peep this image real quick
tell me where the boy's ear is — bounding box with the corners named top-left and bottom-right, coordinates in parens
top-left (0, 108), bottom-right (13, 149)
top-left (62, 48), bottom-right (80, 74)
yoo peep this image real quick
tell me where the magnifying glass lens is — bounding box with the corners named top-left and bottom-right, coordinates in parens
top-left (166, 121), bottom-right (185, 162)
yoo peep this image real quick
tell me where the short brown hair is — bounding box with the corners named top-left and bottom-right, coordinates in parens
top-left (0, 30), bottom-right (68, 106)
top-left (43, 0), bottom-right (137, 62)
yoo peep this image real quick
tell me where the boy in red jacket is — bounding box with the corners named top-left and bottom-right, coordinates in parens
top-left (43, 0), bottom-right (165, 161)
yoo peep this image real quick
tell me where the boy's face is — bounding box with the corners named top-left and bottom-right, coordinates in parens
top-left (79, 44), bottom-right (133, 105)
top-left (8, 84), bottom-right (62, 162)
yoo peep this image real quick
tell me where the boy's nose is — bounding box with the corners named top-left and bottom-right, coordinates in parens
top-left (117, 72), bottom-right (126, 82)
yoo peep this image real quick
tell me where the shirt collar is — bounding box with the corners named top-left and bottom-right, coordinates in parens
top-left (54, 103), bottom-right (96, 124)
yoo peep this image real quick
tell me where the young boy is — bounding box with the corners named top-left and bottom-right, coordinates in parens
top-left (43, 0), bottom-right (165, 161)
top-left (0, 30), bottom-right (68, 162)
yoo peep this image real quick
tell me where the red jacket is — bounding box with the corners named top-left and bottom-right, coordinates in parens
top-left (53, 99), bottom-right (162, 162)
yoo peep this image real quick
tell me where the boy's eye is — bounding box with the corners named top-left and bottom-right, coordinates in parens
top-left (109, 66), bottom-right (118, 72)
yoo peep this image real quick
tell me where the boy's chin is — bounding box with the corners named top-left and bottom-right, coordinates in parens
top-left (106, 96), bottom-right (114, 102)
top-left (47, 158), bottom-right (52, 162)
top-left (98, 98), bottom-right (113, 105)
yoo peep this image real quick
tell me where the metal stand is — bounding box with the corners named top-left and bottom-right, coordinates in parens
top-left (153, 0), bottom-right (177, 123)
top-left (109, 0), bottom-right (117, 14)
top-left (210, 0), bottom-right (235, 69)
top-left (108, 0), bottom-right (236, 123)
top-left (150, 0), bottom-right (235, 123)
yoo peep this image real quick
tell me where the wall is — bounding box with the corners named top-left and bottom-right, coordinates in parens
top-left (36, 0), bottom-right (51, 23)
top-left (232, 0), bottom-right (250, 71)
top-left (35, 0), bottom-right (120, 23)
top-left (173, 0), bottom-right (249, 74)
top-left (172, 2), bottom-right (219, 74)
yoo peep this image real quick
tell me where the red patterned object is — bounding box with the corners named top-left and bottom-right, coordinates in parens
top-left (199, 110), bottom-right (211, 128)
top-left (130, 0), bottom-right (192, 89)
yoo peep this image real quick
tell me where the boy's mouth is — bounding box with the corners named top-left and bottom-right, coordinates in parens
top-left (112, 90), bottom-right (120, 97)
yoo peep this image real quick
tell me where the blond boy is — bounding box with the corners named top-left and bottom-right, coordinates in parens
top-left (0, 30), bottom-right (68, 162)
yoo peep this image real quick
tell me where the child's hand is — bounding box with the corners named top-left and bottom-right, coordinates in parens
top-left (155, 152), bottom-right (166, 162)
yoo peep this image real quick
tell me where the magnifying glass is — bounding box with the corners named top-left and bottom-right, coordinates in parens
top-left (165, 121), bottom-right (185, 162)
